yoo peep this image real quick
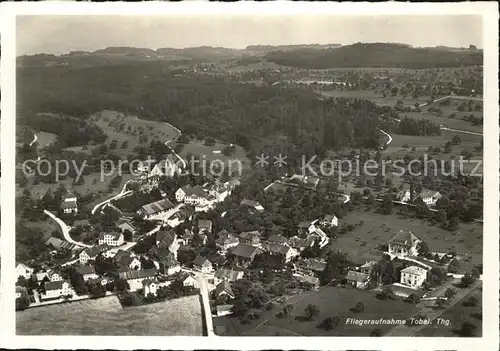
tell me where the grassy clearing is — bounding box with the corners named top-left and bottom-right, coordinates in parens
top-left (320, 90), bottom-right (431, 108)
top-left (90, 110), bottom-right (180, 157)
top-left (332, 210), bottom-right (482, 271)
top-left (35, 131), bottom-right (58, 148)
top-left (416, 286), bottom-right (482, 337)
top-left (241, 286), bottom-right (418, 336)
top-left (17, 294), bottom-right (203, 335)
top-left (179, 140), bottom-right (252, 172)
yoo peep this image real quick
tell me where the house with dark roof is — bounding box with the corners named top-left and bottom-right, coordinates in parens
top-left (193, 255), bottom-right (213, 273)
top-left (320, 214), bottom-right (339, 227)
top-left (240, 199), bottom-right (264, 211)
top-left (228, 243), bottom-right (264, 267)
top-left (197, 220), bottom-right (213, 235)
top-left (263, 243), bottom-right (298, 263)
top-left (267, 235), bottom-right (288, 246)
top-left (42, 280), bottom-right (73, 300)
top-left (113, 250), bottom-right (142, 270)
top-left (175, 185), bottom-right (207, 203)
top-left (214, 281), bottom-right (234, 299)
top-left (165, 205), bottom-right (195, 228)
top-left (118, 269), bottom-right (157, 291)
top-left (216, 230), bottom-right (239, 252)
top-left (288, 236), bottom-right (315, 252)
top-left (79, 244), bottom-right (111, 264)
top-left (293, 258), bottom-right (327, 277)
top-left (75, 265), bottom-right (99, 281)
top-left (297, 275), bottom-right (320, 290)
top-left (388, 229), bottom-right (421, 257)
top-left (137, 198), bottom-right (176, 220)
top-left (155, 229), bottom-right (180, 259)
top-left (117, 219), bottom-right (137, 235)
top-left (213, 268), bottom-right (245, 285)
top-left (45, 237), bottom-right (78, 251)
top-left (346, 270), bottom-right (371, 289)
top-left (238, 231), bottom-right (261, 247)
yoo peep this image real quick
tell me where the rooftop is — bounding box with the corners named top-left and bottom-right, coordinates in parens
top-left (140, 198), bottom-right (175, 216)
top-left (388, 229), bottom-right (419, 247)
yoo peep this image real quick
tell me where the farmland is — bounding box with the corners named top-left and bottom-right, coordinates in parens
top-left (17, 295), bottom-right (204, 335)
top-left (217, 286), bottom-right (418, 336)
top-left (332, 210), bottom-right (482, 272)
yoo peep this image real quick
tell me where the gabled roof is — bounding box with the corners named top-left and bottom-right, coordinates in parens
top-left (346, 270), bottom-right (370, 283)
top-left (193, 255), bottom-right (211, 267)
top-left (239, 231), bottom-right (260, 240)
top-left (388, 229), bottom-right (419, 247)
top-left (61, 201), bottom-right (78, 209)
top-left (323, 214), bottom-right (338, 222)
top-left (140, 198), bottom-right (175, 216)
top-left (240, 199), bottom-right (263, 209)
top-left (419, 189), bottom-right (441, 198)
top-left (401, 265), bottom-right (428, 275)
top-left (157, 230), bottom-right (176, 246)
top-left (75, 265), bottom-right (96, 275)
top-left (81, 244), bottom-right (110, 258)
top-left (298, 275), bottom-right (319, 285)
top-left (267, 235), bottom-right (288, 245)
top-left (118, 269), bottom-right (156, 280)
top-left (180, 185), bottom-right (206, 198)
top-left (215, 281), bottom-right (234, 297)
top-left (229, 243), bottom-right (263, 259)
top-left (16, 263), bottom-right (34, 272)
top-left (46, 237), bottom-right (78, 251)
top-left (265, 243), bottom-right (293, 255)
top-left (214, 268), bottom-right (244, 282)
top-left (44, 280), bottom-right (68, 291)
top-left (99, 232), bottom-right (122, 241)
top-left (198, 219), bottom-right (212, 229)
top-left (142, 278), bottom-right (159, 287)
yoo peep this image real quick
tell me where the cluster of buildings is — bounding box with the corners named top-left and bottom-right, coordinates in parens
top-left (396, 189), bottom-right (442, 207)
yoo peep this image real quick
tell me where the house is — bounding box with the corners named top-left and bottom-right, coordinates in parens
top-left (346, 270), bottom-right (371, 289)
top-left (208, 180), bottom-right (232, 202)
top-left (16, 263), bottom-right (34, 280)
top-left (297, 220), bottom-right (318, 235)
top-left (215, 230), bottom-right (240, 252)
top-left (47, 270), bottom-right (63, 282)
top-left (238, 231), bottom-right (261, 247)
top-left (113, 250), bottom-right (142, 270)
top-left (297, 275), bottom-right (320, 290)
top-left (267, 235), bottom-right (289, 246)
top-left (61, 190), bottom-right (78, 214)
top-left (214, 281), bottom-right (235, 299)
top-left (45, 237), bottom-right (78, 251)
top-left (213, 268), bottom-right (245, 285)
top-left (118, 269), bottom-right (157, 291)
top-left (156, 229), bottom-right (180, 259)
top-left (79, 244), bottom-right (111, 264)
top-left (87, 277), bottom-right (109, 287)
top-left (42, 280), bottom-right (73, 300)
top-left (165, 205), bottom-right (194, 227)
top-left (400, 266), bottom-right (427, 288)
top-left (228, 243), bottom-right (264, 267)
top-left (216, 304), bottom-right (234, 317)
top-left (193, 255), bottom-right (213, 273)
top-left (287, 174), bottom-right (320, 189)
top-left (396, 189), bottom-right (415, 203)
top-left (320, 214), bottom-right (339, 227)
top-left (263, 243), bottom-right (298, 263)
top-left (240, 199), bottom-right (264, 211)
top-left (197, 220), bottom-right (213, 235)
top-left (137, 198), bottom-right (176, 220)
top-left (179, 273), bottom-right (199, 288)
top-left (293, 258), bottom-right (327, 277)
top-left (388, 229), bottom-right (421, 257)
top-left (175, 185), bottom-right (207, 204)
top-left (98, 232), bottom-right (124, 247)
top-left (288, 236), bottom-right (315, 252)
top-left (142, 279), bottom-right (159, 297)
top-left (75, 265), bottom-right (99, 281)
top-left (117, 219), bottom-right (137, 235)
top-left (418, 190), bottom-right (442, 206)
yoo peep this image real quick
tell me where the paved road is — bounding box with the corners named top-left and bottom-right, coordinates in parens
top-left (440, 126), bottom-right (483, 136)
top-left (91, 183), bottom-right (132, 215)
top-left (44, 210), bottom-right (90, 248)
top-left (197, 275), bottom-right (216, 336)
top-left (379, 129), bottom-right (393, 146)
top-left (386, 279), bottom-right (482, 336)
top-left (29, 133), bottom-right (38, 147)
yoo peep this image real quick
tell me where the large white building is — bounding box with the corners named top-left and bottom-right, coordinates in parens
top-left (98, 232), bottom-right (124, 247)
top-left (61, 190), bottom-right (78, 214)
top-left (388, 229), bottom-right (421, 257)
top-left (400, 266), bottom-right (427, 288)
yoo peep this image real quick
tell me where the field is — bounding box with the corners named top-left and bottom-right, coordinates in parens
top-left (416, 286), bottom-right (482, 337)
top-left (217, 286), bottom-right (418, 336)
top-left (17, 295), bottom-right (204, 336)
top-left (332, 210), bottom-right (482, 272)
top-left (35, 131), bottom-right (58, 148)
top-left (90, 110), bottom-right (181, 157)
top-left (178, 140), bottom-right (252, 173)
top-left (320, 89), bottom-right (431, 108)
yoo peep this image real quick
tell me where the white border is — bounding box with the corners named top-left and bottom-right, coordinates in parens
top-left (1, 2), bottom-right (498, 350)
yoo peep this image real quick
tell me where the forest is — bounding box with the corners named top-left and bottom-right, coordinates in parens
top-left (266, 43), bottom-right (483, 69)
top-left (17, 62), bottom-right (388, 157)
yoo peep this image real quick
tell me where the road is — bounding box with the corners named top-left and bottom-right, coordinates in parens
top-left (44, 210), bottom-right (90, 248)
top-left (162, 121), bottom-right (187, 169)
top-left (440, 126), bottom-right (483, 136)
top-left (418, 95), bottom-right (483, 108)
top-left (197, 275), bottom-right (216, 336)
top-left (29, 133), bottom-right (38, 147)
top-left (91, 183), bottom-right (132, 215)
top-left (386, 279), bottom-right (482, 336)
top-left (379, 129), bottom-right (393, 146)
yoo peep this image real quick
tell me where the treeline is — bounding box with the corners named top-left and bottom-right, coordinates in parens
top-left (397, 116), bottom-right (442, 136)
top-left (17, 112), bottom-right (107, 148)
top-left (266, 43), bottom-right (483, 69)
top-left (17, 62), bottom-right (385, 155)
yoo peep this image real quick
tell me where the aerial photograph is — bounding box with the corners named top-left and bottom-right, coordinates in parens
top-left (13, 14), bottom-right (483, 338)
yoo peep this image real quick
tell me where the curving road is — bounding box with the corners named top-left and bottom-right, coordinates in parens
top-left (29, 133), bottom-right (38, 147)
top-left (91, 181), bottom-right (132, 215)
top-left (44, 210), bottom-right (90, 248)
top-left (379, 129), bottom-right (393, 146)
top-left (163, 121), bottom-right (187, 169)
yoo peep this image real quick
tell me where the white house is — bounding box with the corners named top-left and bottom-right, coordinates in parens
top-left (16, 263), bottom-right (34, 280)
top-left (400, 266), bottom-right (428, 288)
top-left (213, 268), bottom-right (245, 286)
top-left (61, 190), bottom-right (78, 214)
top-left (75, 265), bottom-right (99, 281)
top-left (42, 280), bottom-right (73, 300)
top-left (320, 214), bottom-right (338, 227)
top-left (388, 230), bottom-right (421, 257)
top-left (118, 269), bottom-right (157, 292)
top-left (215, 230), bottom-right (240, 252)
top-left (193, 255), bottom-right (213, 273)
top-left (175, 185), bottom-right (207, 204)
top-left (98, 232), bottom-right (124, 247)
top-left (264, 243), bottom-right (298, 263)
top-left (240, 199), bottom-right (264, 211)
top-left (418, 190), bottom-right (442, 206)
top-left (114, 250), bottom-right (142, 270)
top-left (181, 274), bottom-right (199, 288)
top-left (48, 271), bottom-right (63, 282)
top-left (79, 244), bottom-right (111, 264)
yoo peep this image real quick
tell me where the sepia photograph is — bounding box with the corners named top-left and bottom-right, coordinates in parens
top-left (0, 2), bottom-right (498, 351)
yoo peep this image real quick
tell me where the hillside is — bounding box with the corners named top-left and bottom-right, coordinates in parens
top-left (265, 43), bottom-right (483, 69)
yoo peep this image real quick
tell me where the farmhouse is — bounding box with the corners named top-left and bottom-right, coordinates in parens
top-left (388, 229), bottom-right (421, 257)
top-left (15, 263), bottom-right (34, 280)
top-left (117, 219), bottom-right (137, 235)
top-left (165, 205), bottom-right (195, 227)
top-left (61, 190), bottom-right (78, 214)
top-left (156, 229), bottom-right (180, 259)
top-left (197, 220), bottom-right (212, 235)
top-left (157, 251), bottom-right (181, 275)
top-left (175, 185), bottom-right (207, 204)
top-left (320, 214), bottom-right (339, 227)
top-left (79, 244), bottom-right (111, 264)
top-left (228, 243), bottom-right (264, 267)
top-left (214, 281), bottom-right (235, 299)
top-left (359, 260), bottom-right (378, 275)
top-left (213, 268), bottom-right (245, 285)
top-left (297, 275), bottom-right (320, 290)
top-left (137, 198), bottom-right (176, 220)
top-left (400, 266), bottom-right (427, 288)
top-left (263, 243), bottom-right (298, 263)
top-left (98, 232), bottom-right (124, 247)
top-left (75, 265), bottom-right (99, 281)
top-left (118, 269), bottom-right (157, 291)
top-left (193, 255), bottom-right (213, 273)
top-left (297, 220), bottom-right (318, 235)
top-left (287, 174), bottom-right (320, 189)
top-left (293, 258), bottom-right (327, 277)
top-left (346, 270), bottom-right (371, 290)
top-left (238, 231), bottom-right (261, 247)
top-left (267, 235), bottom-right (289, 246)
top-left (142, 279), bottom-right (171, 297)
top-left (288, 236), bottom-right (315, 251)
top-left (42, 280), bottom-right (73, 300)
top-left (215, 230), bottom-right (240, 252)
top-left (113, 250), bottom-right (142, 270)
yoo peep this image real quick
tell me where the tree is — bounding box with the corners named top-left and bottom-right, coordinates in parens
top-left (406, 293), bottom-right (420, 304)
top-left (455, 322), bottom-right (477, 337)
top-left (435, 297), bottom-right (447, 309)
top-left (444, 288), bottom-right (456, 301)
top-left (451, 135), bottom-right (462, 146)
top-left (355, 302), bottom-right (364, 313)
top-left (304, 303), bottom-right (320, 320)
top-left (391, 87), bottom-right (398, 96)
top-left (417, 241), bottom-right (429, 256)
top-left (447, 259), bottom-right (460, 273)
top-left (114, 278), bottom-right (130, 292)
top-left (460, 272), bottom-right (476, 288)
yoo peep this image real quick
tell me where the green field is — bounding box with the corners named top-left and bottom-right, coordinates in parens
top-left (416, 286), bottom-right (482, 337)
top-left (218, 286), bottom-right (418, 336)
top-left (332, 210), bottom-right (482, 272)
top-left (17, 295), bottom-right (203, 335)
